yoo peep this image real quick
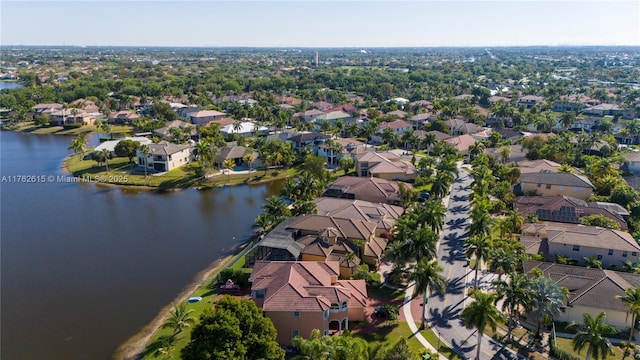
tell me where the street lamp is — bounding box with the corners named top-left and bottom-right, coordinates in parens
top-left (437, 331), bottom-right (441, 352)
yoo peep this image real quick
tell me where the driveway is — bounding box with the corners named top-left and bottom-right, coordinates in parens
top-left (427, 166), bottom-right (522, 360)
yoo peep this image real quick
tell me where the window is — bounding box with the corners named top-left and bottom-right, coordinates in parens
top-left (323, 329), bottom-right (329, 336)
top-left (633, 252), bottom-right (638, 257)
top-left (573, 245), bottom-right (580, 252)
top-left (293, 311), bottom-right (300, 318)
top-left (537, 183), bottom-right (542, 188)
top-left (623, 251), bottom-right (628, 258)
top-left (597, 255), bottom-right (603, 260)
top-left (546, 184), bottom-right (552, 189)
top-left (323, 310), bottom-right (329, 320)
top-left (558, 186), bottom-right (564, 191)
top-left (255, 290), bottom-right (265, 299)
top-left (292, 330), bottom-right (299, 338)
top-left (608, 249), bottom-right (614, 256)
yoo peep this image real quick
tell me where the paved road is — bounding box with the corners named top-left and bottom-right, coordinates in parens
top-left (427, 167), bottom-right (522, 360)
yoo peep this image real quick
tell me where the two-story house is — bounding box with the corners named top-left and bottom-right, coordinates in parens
top-left (517, 95), bottom-right (544, 108)
top-left (519, 172), bottom-right (594, 200)
top-left (323, 177), bottom-right (411, 206)
top-left (137, 141), bottom-right (193, 172)
top-left (354, 151), bottom-right (417, 181)
top-left (249, 261), bottom-right (367, 345)
top-left (372, 119), bottom-right (413, 143)
top-left (188, 110), bottom-right (226, 125)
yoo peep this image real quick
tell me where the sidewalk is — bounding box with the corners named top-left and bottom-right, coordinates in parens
top-left (402, 284), bottom-right (449, 360)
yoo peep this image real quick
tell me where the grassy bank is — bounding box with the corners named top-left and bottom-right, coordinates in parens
top-left (2, 121), bottom-right (134, 136)
top-left (64, 153), bottom-right (296, 189)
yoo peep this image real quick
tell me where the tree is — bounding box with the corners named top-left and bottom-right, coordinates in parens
top-left (408, 259), bottom-right (445, 329)
top-left (291, 329), bottom-right (329, 360)
top-left (261, 196), bottom-right (291, 228)
top-left (114, 139), bottom-right (141, 164)
top-left (338, 157), bottom-right (354, 175)
top-left (527, 276), bottom-right (566, 338)
top-left (181, 295), bottom-right (285, 360)
top-left (68, 134), bottom-right (87, 156)
top-left (494, 274), bottom-right (532, 341)
top-left (461, 291), bottom-right (505, 360)
top-left (465, 235), bottom-right (492, 290)
top-left (567, 312), bottom-right (618, 360)
top-left (616, 288), bottom-right (640, 348)
top-left (223, 159), bottom-right (235, 183)
top-left (100, 148), bottom-right (111, 171)
top-left (579, 214), bottom-right (620, 230)
top-left (139, 144), bottom-right (151, 177)
top-left (98, 121), bottom-right (113, 139)
top-left (161, 303), bottom-right (196, 335)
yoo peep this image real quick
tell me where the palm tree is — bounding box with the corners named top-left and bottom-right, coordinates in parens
top-left (506, 210), bottom-right (524, 234)
top-left (232, 120), bottom-right (243, 136)
top-left (488, 248), bottom-right (520, 281)
top-left (408, 259), bottom-right (446, 329)
top-left (292, 329), bottom-right (329, 360)
top-left (468, 203), bottom-right (492, 238)
top-left (101, 148), bottom-right (110, 171)
top-left (223, 158), bottom-right (235, 183)
top-left (68, 134), bottom-right (87, 156)
top-left (243, 153), bottom-right (255, 177)
top-left (616, 288), bottom-right (640, 347)
top-left (139, 144), bottom-right (151, 177)
top-left (465, 235), bottom-right (492, 290)
top-left (417, 200), bottom-right (447, 233)
top-left (461, 291), bottom-right (505, 360)
top-left (262, 196), bottom-right (291, 226)
top-left (494, 274), bottom-right (532, 341)
top-left (403, 228), bottom-right (438, 262)
top-left (567, 312), bottom-right (618, 360)
top-left (161, 303), bottom-right (196, 335)
top-left (527, 276), bottom-right (567, 338)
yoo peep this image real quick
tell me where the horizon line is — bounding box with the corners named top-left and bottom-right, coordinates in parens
top-left (2, 44), bottom-right (640, 49)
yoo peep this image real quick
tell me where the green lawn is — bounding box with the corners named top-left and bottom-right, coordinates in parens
top-left (367, 284), bottom-right (406, 300)
top-left (352, 322), bottom-right (428, 356)
top-left (419, 326), bottom-right (466, 360)
top-left (555, 336), bottom-right (626, 360)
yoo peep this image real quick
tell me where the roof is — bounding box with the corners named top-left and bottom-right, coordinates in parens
top-left (33, 103), bottom-right (62, 110)
top-left (188, 110), bottom-right (225, 118)
top-left (288, 132), bottom-right (331, 144)
top-left (148, 141), bottom-right (192, 156)
top-left (324, 176), bottom-right (411, 204)
top-left (514, 196), bottom-right (628, 230)
top-left (523, 261), bottom-right (640, 313)
top-left (521, 222), bottom-right (639, 252)
top-left (520, 172), bottom-right (594, 188)
top-left (385, 110), bottom-right (408, 118)
top-left (378, 119), bottom-right (412, 131)
top-left (220, 121), bottom-right (267, 134)
top-left (444, 134), bottom-right (477, 152)
top-left (257, 218), bottom-right (305, 258)
top-left (314, 197), bottom-right (404, 231)
top-left (287, 215), bottom-right (378, 241)
top-left (516, 159), bottom-right (562, 174)
top-left (356, 151), bottom-right (417, 176)
top-left (622, 151), bottom-right (640, 163)
top-left (153, 120), bottom-right (195, 137)
top-left (250, 261), bottom-right (367, 312)
top-left (316, 111), bottom-right (351, 121)
top-left (94, 137), bottom-right (152, 152)
top-left (215, 145), bottom-right (258, 162)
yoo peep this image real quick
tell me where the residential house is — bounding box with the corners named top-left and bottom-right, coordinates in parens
top-left (136, 141), bottom-right (193, 172)
top-left (354, 151), bottom-right (418, 181)
top-left (313, 101), bottom-right (333, 111)
top-left (201, 116), bottom-right (236, 129)
top-left (188, 110), bottom-right (226, 125)
top-left (484, 144), bottom-right (528, 163)
top-left (494, 128), bottom-right (523, 141)
top-left (323, 177), bottom-right (411, 206)
top-left (444, 134), bottom-right (478, 154)
top-left (70, 98), bottom-right (100, 113)
top-left (516, 159), bottom-right (562, 174)
top-left (287, 132), bottom-right (331, 151)
top-left (372, 119), bottom-right (413, 143)
top-left (32, 103), bottom-right (62, 116)
top-left (329, 104), bottom-right (356, 114)
top-left (314, 111), bottom-right (352, 126)
top-left (453, 94), bottom-right (474, 102)
top-left (295, 109), bottom-right (325, 123)
top-left (314, 197), bottom-right (404, 234)
top-left (49, 109), bottom-right (95, 126)
top-left (519, 172), bottom-right (594, 200)
top-left (520, 222), bottom-right (639, 267)
top-left (108, 110), bottom-right (140, 125)
top-left (584, 103), bottom-right (622, 117)
top-left (444, 117), bottom-right (486, 136)
top-left (517, 95), bottom-right (544, 108)
top-left (488, 96), bottom-right (511, 105)
top-left (523, 261), bottom-right (640, 331)
top-left (250, 215), bottom-right (387, 275)
top-left (385, 110), bottom-right (408, 119)
top-left (220, 121), bottom-right (268, 137)
top-left (214, 145), bottom-right (259, 168)
top-left (94, 136), bottom-right (152, 155)
top-left (278, 96), bottom-right (302, 106)
top-left (552, 95), bottom-right (593, 112)
top-left (316, 138), bottom-right (366, 166)
top-left (153, 120), bottom-right (196, 139)
top-left (622, 151), bottom-right (640, 173)
top-left (514, 196), bottom-right (628, 230)
top-left (408, 113), bottom-right (434, 130)
top-left (249, 261), bottom-right (368, 345)
top-left (569, 117), bottom-right (601, 133)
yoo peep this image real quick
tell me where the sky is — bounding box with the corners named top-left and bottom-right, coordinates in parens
top-left (1, 1), bottom-right (639, 47)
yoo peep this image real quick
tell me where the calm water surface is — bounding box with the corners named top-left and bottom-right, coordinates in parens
top-left (0, 131), bottom-right (281, 359)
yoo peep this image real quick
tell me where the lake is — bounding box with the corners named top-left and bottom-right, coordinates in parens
top-left (0, 81), bottom-right (23, 90)
top-left (0, 130), bottom-right (282, 359)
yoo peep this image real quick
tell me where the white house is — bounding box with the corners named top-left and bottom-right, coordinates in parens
top-left (136, 141), bottom-right (193, 172)
top-left (220, 121), bottom-right (268, 137)
top-left (94, 137), bottom-right (153, 154)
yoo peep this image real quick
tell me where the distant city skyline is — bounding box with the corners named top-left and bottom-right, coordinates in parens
top-left (1, 1), bottom-right (639, 47)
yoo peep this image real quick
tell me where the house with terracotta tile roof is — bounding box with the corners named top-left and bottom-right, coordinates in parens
top-left (408, 113), bottom-right (435, 130)
top-left (187, 109), bottom-right (226, 125)
top-left (49, 109), bottom-right (95, 126)
top-left (516, 159), bottom-right (562, 174)
top-left (523, 261), bottom-right (640, 330)
top-left (520, 222), bottom-right (639, 267)
top-left (249, 261), bottom-right (367, 345)
top-left (372, 119), bottom-right (412, 143)
top-left (32, 103), bottom-right (63, 116)
top-left (323, 176), bottom-right (411, 206)
top-left (108, 110), bottom-right (140, 125)
top-left (316, 138), bottom-right (367, 165)
top-left (444, 134), bottom-right (477, 154)
top-left (279, 96), bottom-right (302, 106)
top-left (313, 101), bottom-right (333, 111)
top-left (444, 118), bottom-right (486, 136)
top-left (354, 151), bottom-right (417, 181)
top-left (514, 196), bottom-right (628, 230)
top-left (385, 110), bottom-right (408, 119)
top-left (314, 197), bottom-right (404, 234)
top-left (250, 215), bottom-right (387, 276)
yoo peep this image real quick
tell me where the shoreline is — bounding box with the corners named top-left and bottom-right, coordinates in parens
top-left (113, 254), bottom-right (234, 360)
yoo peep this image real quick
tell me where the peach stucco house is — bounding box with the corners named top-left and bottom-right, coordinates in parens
top-left (519, 172), bottom-right (594, 200)
top-left (249, 261), bottom-right (367, 345)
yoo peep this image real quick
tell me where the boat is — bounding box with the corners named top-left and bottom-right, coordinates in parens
top-left (187, 296), bottom-right (202, 303)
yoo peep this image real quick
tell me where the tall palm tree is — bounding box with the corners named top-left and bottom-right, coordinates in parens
top-left (465, 235), bottom-right (492, 290)
top-left (139, 144), bottom-right (151, 177)
top-left (292, 329), bottom-right (329, 360)
top-left (100, 148), bottom-right (110, 171)
top-left (527, 276), bottom-right (567, 338)
top-left (616, 288), bottom-right (640, 346)
top-left (462, 291), bottom-right (505, 360)
top-left (494, 274), bottom-right (532, 341)
top-left (417, 200), bottom-right (447, 233)
top-left (567, 312), bottom-right (618, 360)
top-left (488, 248), bottom-right (520, 281)
top-left (403, 228), bottom-right (438, 262)
top-left (408, 259), bottom-right (446, 329)
top-left (68, 134), bottom-right (88, 156)
top-left (243, 153), bottom-right (255, 176)
top-left (467, 203), bottom-right (492, 238)
top-left (161, 303), bottom-right (196, 335)
top-left (223, 159), bottom-right (235, 183)
top-left (506, 210), bottom-right (524, 235)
